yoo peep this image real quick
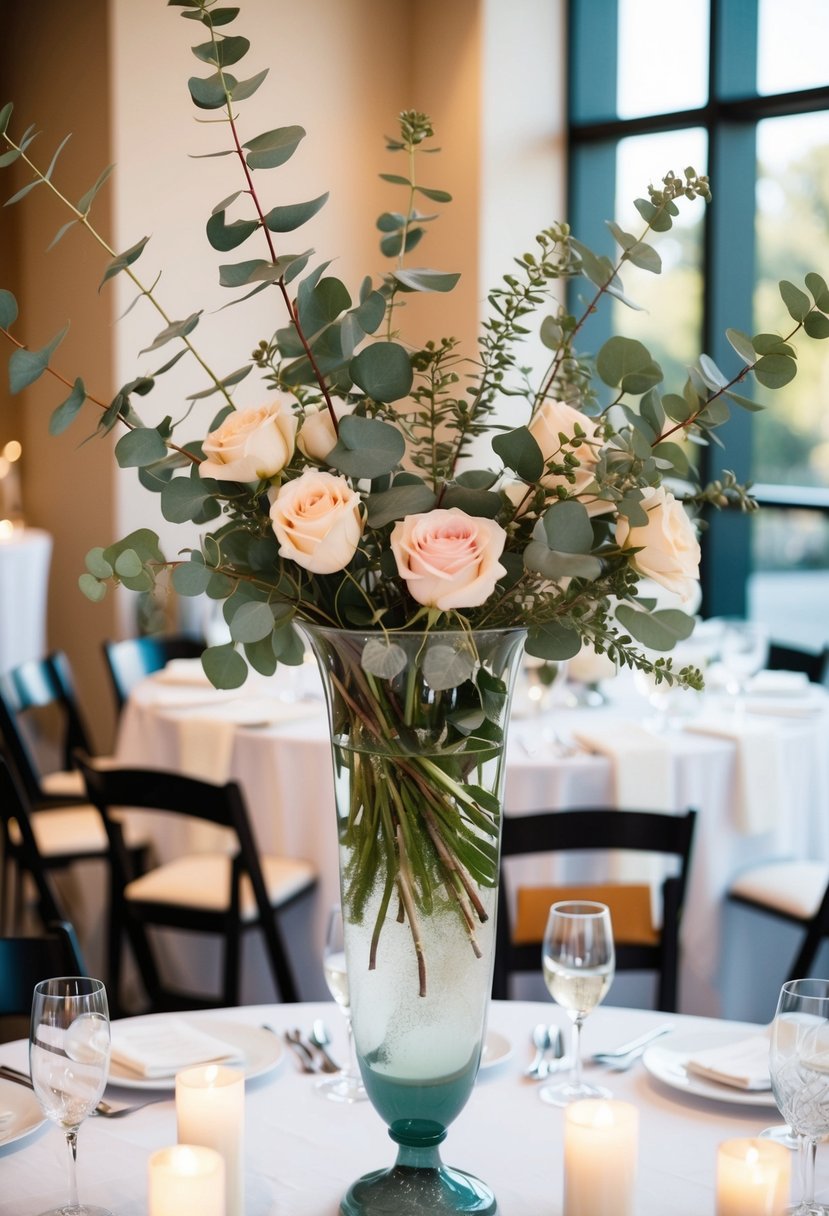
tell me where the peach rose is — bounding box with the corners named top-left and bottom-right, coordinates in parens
top-left (200, 400), bottom-right (297, 483)
top-left (507, 399), bottom-right (606, 515)
top-left (390, 508), bottom-right (508, 610)
top-left (296, 401), bottom-right (354, 463)
top-left (615, 485), bottom-right (701, 602)
top-left (269, 468), bottom-right (363, 574)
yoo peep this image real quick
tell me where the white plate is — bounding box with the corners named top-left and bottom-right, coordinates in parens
top-left (107, 1017), bottom-right (283, 1091)
top-left (480, 1029), bottom-right (512, 1070)
top-left (0, 1078), bottom-right (47, 1150)
top-left (643, 1028), bottom-right (777, 1108)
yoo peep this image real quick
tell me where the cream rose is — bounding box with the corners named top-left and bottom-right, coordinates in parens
top-left (269, 468), bottom-right (363, 574)
top-left (200, 400), bottom-right (297, 483)
top-left (509, 399), bottom-right (606, 515)
top-left (390, 508), bottom-right (508, 611)
top-left (615, 485), bottom-right (701, 602)
top-left (296, 401), bottom-right (354, 463)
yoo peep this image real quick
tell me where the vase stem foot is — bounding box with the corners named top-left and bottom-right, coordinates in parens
top-left (339, 1162), bottom-right (497, 1215)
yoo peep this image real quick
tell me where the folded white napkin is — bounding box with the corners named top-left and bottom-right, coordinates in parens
top-left (570, 720), bottom-right (674, 812)
top-left (748, 670), bottom-right (810, 696)
top-left (155, 658), bottom-right (211, 686)
top-left (684, 714), bottom-right (783, 834)
top-left (685, 1034), bottom-right (771, 1091)
top-left (110, 1018), bottom-right (244, 1078)
top-left (568, 719), bottom-right (674, 896)
top-left (173, 698), bottom-right (321, 786)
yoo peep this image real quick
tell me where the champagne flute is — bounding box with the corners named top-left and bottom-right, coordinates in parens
top-left (30, 976), bottom-right (112, 1216)
top-left (769, 978), bottom-right (829, 1215)
top-left (318, 905), bottom-right (367, 1103)
top-left (539, 900), bottom-right (615, 1106)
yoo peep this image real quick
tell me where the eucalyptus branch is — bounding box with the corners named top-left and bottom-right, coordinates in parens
top-left (202, 12), bottom-right (341, 436)
top-left (0, 133), bottom-right (235, 413)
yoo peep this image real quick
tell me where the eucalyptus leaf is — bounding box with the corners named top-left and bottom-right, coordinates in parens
top-left (139, 311), bottom-right (202, 354)
top-left (49, 378), bottom-right (86, 435)
top-left (206, 210), bottom-right (259, 251)
top-left (615, 604), bottom-right (695, 650)
top-left (0, 288), bottom-right (18, 329)
top-left (229, 68), bottom-right (269, 101)
top-left (171, 560), bottom-right (212, 596)
top-left (9, 325), bottom-right (68, 393)
top-left (361, 638), bottom-right (408, 680)
top-left (114, 426), bottom-right (168, 469)
top-left (349, 341), bottom-right (413, 402)
top-left (100, 235), bottom-right (149, 288)
top-left (191, 34), bottom-right (249, 67)
top-left (491, 426), bottom-right (543, 482)
top-left (263, 192), bottom-right (328, 232)
top-left (78, 573), bottom-right (106, 603)
top-left (804, 312), bottom-right (829, 339)
top-left (244, 125), bottom-right (305, 170)
top-left (754, 353), bottom-right (797, 389)
top-left (327, 415), bottom-right (405, 478)
top-left (366, 482), bottom-right (436, 527)
top-left (540, 499), bottom-right (594, 554)
top-left (779, 279), bottom-right (811, 323)
top-left (525, 621), bottom-right (583, 661)
top-left (229, 601), bottom-right (276, 644)
top-left (201, 643), bottom-right (248, 689)
top-left (423, 645), bottom-right (474, 691)
top-left (725, 328), bottom-right (757, 365)
top-left (187, 71), bottom-right (229, 109)
top-left (85, 547), bottom-right (113, 579)
top-left (393, 267), bottom-right (460, 294)
top-left (437, 486), bottom-right (503, 518)
top-left (805, 272), bottom-right (829, 312)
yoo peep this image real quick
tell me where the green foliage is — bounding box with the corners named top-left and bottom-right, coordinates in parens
top-left (0, 3), bottom-right (825, 694)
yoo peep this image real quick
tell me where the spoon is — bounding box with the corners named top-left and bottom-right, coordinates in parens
top-left (526, 1023), bottom-right (552, 1079)
top-left (308, 1020), bottom-right (341, 1074)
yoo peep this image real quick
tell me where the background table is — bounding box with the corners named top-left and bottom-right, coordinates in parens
top-left (0, 1000), bottom-right (820, 1216)
top-left (0, 527), bottom-right (51, 673)
top-left (112, 665), bottom-right (829, 1018)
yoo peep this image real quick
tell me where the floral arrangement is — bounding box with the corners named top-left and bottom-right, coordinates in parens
top-left (2, 1), bottom-right (827, 988)
top-left (1, 5), bottom-right (826, 692)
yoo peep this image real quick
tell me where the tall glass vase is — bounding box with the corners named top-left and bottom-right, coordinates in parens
top-left (303, 625), bottom-right (526, 1216)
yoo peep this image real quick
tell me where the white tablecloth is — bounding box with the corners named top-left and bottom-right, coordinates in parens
top-left (110, 666), bottom-right (829, 1017)
top-left (0, 1000), bottom-right (818, 1216)
top-left (0, 527), bottom-right (51, 673)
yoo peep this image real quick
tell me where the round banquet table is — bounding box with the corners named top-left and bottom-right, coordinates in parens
top-left (0, 526), bottom-right (51, 673)
top-left (0, 1000), bottom-right (822, 1216)
top-left (111, 664), bottom-right (829, 1017)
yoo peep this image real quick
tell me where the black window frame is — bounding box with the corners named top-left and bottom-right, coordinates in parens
top-left (567, 0), bottom-right (829, 617)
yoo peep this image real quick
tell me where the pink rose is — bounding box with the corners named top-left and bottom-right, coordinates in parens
top-left (390, 508), bottom-right (508, 610)
top-left (615, 485), bottom-right (701, 602)
top-left (296, 401), bottom-right (354, 463)
top-left (200, 400), bottom-right (296, 483)
top-left (269, 468), bottom-right (363, 574)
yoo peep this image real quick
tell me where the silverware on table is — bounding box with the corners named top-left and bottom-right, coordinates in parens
top-left (308, 1021), bottom-right (341, 1074)
top-left (0, 1063), bottom-right (169, 1118)
top-left (591, 1022), bottom-right (674, 1065)
top-left (284, 1029), bottom-right (319, 1073)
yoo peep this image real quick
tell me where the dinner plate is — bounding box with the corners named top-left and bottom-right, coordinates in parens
top-left (107, 1017), bottom-right (283, 1091)
top-left (480, 1029), bottom-right (512, 1070)
top-left (0, 1078), bottom-right (47, 1149)
top-left (643, 1028), bottom-right (777, 1108)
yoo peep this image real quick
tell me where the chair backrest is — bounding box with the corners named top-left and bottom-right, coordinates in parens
top-left (0, 922), bottom-right (88, 1017)
top-left (767, 641), bottom-right (829, 686)
top-left (493, 807), bottom-right (697, 1011)
top-left (102, 634), bottom-right (205, 712)
top-left (0, 756), bottom-right (66, 927)
top-left (0, 653), bottom-right (94, 803)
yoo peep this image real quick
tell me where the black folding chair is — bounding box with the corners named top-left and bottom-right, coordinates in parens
top-left (493, 807), bottom-right (697, 1012)
top-left (76, 755), bottom-right (316, 1014)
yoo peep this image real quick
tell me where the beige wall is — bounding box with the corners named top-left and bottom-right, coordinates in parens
top-left (0, 0), bottom-right (565, 747)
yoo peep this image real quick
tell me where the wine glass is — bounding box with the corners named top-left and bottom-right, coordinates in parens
top-left (769, 977), bottom-right (829, 1214)
top-left (719, 619), bottom-right (769, 706)
top-left (539, 900), bottom-right (615, 1106)
top-left (318, 905), bottom-right (367, 1103)
top-left (30, 976), bottom-right (112, 1216)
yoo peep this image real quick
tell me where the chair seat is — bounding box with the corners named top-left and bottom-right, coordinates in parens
top-left (730, 860), bottom-right (829, 921)
top-left (40, 769), bottom-right (87, 800)
top-left (9, 806), bottom-right (109, 858)
top-left (125, 852), bottom-right (316, 921)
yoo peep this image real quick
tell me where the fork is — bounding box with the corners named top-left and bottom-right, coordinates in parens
top-left (0, 1064), bottom-right (170, 1118)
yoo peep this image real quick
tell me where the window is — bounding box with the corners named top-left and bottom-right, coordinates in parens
top-left (568, 0), bottom-right (829, 647)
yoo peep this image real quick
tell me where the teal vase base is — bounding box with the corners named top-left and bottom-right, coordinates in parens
top-left (339, 1162), bottom-right (497, 1216)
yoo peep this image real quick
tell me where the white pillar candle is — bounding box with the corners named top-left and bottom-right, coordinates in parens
top-left (716, 1138), bottom-right (791, 1215)
top-left (176, 1065), bottom-right (244, 1216)
top-left (564, 1099), bottom-right (638, 1216)
top-left (148, 1144), bottom-right (225, 1216)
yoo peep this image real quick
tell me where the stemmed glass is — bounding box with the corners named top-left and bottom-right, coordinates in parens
top-left (719, 619), bottom-right (769, 707)
top-left (30, 977), bottom-right (112, 1216)
top-left (769, 978), bottom-right (829, 1215)
top-left (318, 905), bottom-right (367, 1103)
top-left (539, 900), bottom-right (615, 1106)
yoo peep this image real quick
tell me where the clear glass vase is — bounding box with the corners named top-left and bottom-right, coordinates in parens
top-left (302, 625), bottom-right (525, 1216)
